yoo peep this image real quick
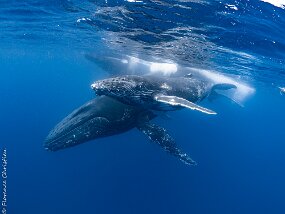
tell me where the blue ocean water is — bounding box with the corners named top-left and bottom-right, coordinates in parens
top-left (1, 0), bottom-right (285, 213)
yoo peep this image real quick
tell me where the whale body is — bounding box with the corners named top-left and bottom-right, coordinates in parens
top-left (91, 75), bottom-right (236, 114)
top-left (44, 96), bottom-right (196, 165)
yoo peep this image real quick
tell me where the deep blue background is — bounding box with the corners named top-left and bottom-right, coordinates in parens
top-left (1, 0), bottom-right (285, 213)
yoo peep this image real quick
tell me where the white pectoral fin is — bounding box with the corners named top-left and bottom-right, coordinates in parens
top-left (154, 95), bottom-right (217, 115)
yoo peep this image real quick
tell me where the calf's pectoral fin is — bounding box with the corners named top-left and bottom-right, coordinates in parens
top-left (137, 122), bottom-right (197, 166)
top-left (154, 94), bottom-right (217, 115)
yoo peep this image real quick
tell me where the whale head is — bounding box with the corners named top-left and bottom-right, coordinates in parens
top-left (91, 76), bottom-right (149, 104)
top-left (44, 96), bottom-right (155, 151)
top-left (44, 98), bottom-right (109, 151)
top-left (44, 97), bottom-right (132, 151)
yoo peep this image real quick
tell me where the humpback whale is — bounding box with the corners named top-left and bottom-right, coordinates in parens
top-left (91, 75), bottom-right (236, 115)
top-left (44, 96), bottom-right (196, 165)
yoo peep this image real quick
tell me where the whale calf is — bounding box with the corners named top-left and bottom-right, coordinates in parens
top-left (91, 75), bottom-right (236, 114)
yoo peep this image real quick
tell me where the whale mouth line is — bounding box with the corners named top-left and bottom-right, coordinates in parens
top-left (44, 125), bottom-right (81, 151)
top-left (44, 115), bottom-right (112, 151)
top-left (44, 117), bottom-right (96, 151)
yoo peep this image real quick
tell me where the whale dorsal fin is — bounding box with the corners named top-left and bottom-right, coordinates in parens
top-left (154, 95), bottom-right (217, 115)
top-left (136, 122), bottom-right (196, 166)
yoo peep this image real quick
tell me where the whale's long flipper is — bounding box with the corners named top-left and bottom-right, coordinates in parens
top-left (137, 122), bottom-right (197, 166)
top-left (154, 95), bottom-right (217, 115)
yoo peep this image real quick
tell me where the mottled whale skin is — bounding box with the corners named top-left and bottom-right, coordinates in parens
top-left (91, 75), bottom-right (232, 115)
top-left (92, 75), bottom-right (209, 108)
top-left (44, 96), bottom-right (196, 165)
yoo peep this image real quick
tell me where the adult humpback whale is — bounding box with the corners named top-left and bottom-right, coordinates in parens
top-left (91, 75), bottom-right (236, 114)
top-left (44, 96), bottom-right (196, 165)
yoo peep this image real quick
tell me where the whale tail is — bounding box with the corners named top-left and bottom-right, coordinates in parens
top-left (208, 83), bottom-right (244, 107)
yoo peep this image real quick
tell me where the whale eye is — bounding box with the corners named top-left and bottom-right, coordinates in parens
top-left (160, 83), bottom-right (171, 90)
